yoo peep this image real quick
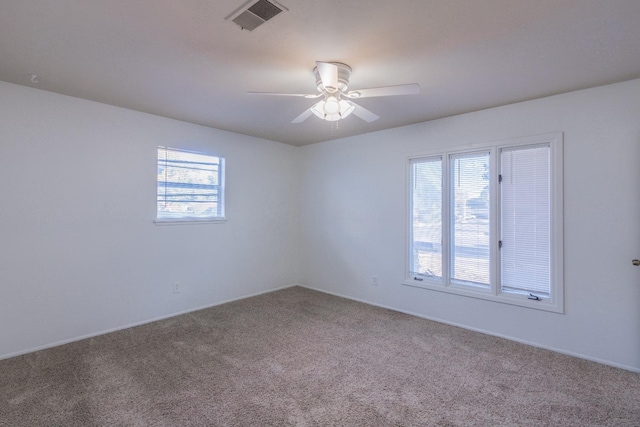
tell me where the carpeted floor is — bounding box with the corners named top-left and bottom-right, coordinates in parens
top-left (1, 286), bottom-right (638, 426)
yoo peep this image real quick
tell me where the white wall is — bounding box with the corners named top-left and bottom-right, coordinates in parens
top-left (298, 79), bottom-right (640, 371)
top-left (2, 79), bottom-right (639, 372)
top-left (0, 81), bottom-right (300, 359)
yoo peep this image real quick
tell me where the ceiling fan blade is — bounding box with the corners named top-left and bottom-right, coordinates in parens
top-left (291, 108), bottom-right (314, 123)
top-left (346, 83), bottom-right (420, 99)
top-left (316, 62), bottom-right (339, 92)
top-left (351, 102), bottom-right (380, 122)
top-left (247, 91), bottom-right (321, 99)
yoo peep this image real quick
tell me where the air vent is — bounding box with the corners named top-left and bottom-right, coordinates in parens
top-left (226, 0), bottom-right (287, 31)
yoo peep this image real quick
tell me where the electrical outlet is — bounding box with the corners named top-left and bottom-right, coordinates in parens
top-left (173, 282), bottom-right (180, 293)
top-left (372, 276), bottom-right (378, 286)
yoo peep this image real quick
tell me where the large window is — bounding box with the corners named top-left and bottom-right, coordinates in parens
top-left (406, 133), bottom-right (563, 312)
top-left (156, 147), bottom-right (225, 223)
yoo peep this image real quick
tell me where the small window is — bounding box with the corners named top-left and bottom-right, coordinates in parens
top-left (156, 147), bottom-right (225, 223)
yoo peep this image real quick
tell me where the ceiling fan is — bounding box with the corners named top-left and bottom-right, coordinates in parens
top-left (247, 61), bottom-right (420, 123)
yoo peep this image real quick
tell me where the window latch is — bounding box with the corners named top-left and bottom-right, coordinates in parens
top-left (414, 277), bottom-right (424, 281)
top-left (528, 293), bottom-right (541, 301)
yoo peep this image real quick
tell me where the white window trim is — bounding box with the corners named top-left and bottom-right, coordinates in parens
top-left (154, 218), bottom-right (227, 226)
top-left (403, 132), bottom-right (564, 313)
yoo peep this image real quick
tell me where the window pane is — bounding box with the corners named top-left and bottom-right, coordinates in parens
top-left (450, 152), bottom-right (490, 286)
top-left (157, 147), bottom-right (225, 219)
top-left (500, 145), bottom-right (550, 297)
top-left (410, 158), bottom-right (442, 279)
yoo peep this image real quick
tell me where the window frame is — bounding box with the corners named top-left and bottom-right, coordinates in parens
top-left (404, 132), bottom-right (564, 313)
top-left (154, 146), bottom-right (227, 225)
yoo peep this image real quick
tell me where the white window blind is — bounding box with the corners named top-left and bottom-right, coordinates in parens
top-left (410, 157), bottom-right (442, 279)
top-left (500, 144), bottom-right (550, 297)
top-left (157, 147), bottom-right (225, 220)
top-left (450, 152), bottom-right (490, 287)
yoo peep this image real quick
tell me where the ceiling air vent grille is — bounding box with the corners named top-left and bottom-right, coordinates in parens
top-left (227, 0), bottom-right (287, 31)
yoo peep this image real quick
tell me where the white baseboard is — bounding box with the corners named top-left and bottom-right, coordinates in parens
top-left (0, 284), bottom-right (297, 361)
top-left (297, 284), bottom-right (640, 373)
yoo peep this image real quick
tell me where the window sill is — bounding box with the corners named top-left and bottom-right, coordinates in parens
top-left (402, 278), bottom-right (563, 314)
top-left (154, 218), bottom-right (227, 226)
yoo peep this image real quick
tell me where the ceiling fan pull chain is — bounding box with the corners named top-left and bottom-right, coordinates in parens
top-left (330, 120), bottom-right (339, 138)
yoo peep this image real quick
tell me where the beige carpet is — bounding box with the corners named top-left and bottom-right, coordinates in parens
top-left (1, 286), bottom-right (638, 426)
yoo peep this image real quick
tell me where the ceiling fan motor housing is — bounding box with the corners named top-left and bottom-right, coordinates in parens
top-left (314, 62), bottom-right (352, 93)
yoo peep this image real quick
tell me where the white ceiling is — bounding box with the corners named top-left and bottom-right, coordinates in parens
top-left (2, 0), bottom-right (640, 146)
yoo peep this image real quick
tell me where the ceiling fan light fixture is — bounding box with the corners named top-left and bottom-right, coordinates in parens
top-left (310, 97), bottom-right (356, 121)
top-left (324, 96), bottom-right (340, 114)
top-left (339, 100), bottom-right (355, 118)
top-left (310, 100), bottom-right (325, 119)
